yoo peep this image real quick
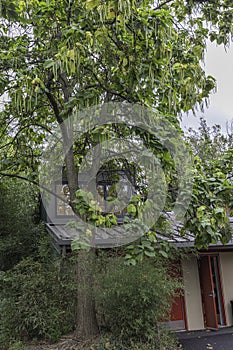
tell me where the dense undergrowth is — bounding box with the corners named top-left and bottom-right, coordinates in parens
top-left (0, 178), bottom-right (181, 350)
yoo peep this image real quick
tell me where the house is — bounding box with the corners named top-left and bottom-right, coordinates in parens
top-left (167, 227), bottom-right (233, 332)
top-left (42, 172), bottom-right (233, 332)
top-left (42, 168), bottom-right (137, 254)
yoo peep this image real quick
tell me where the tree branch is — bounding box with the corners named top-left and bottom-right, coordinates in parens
top-left (45, 72), bottom-right (63, 124)
top-left (0, 172), bottom-right (70, 204)
top-left (83, 65), bottom-right (137, 103)
top-left (154, 0), bottom-right (174, 10)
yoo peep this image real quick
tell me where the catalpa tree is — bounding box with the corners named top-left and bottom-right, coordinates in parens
top-left (1, 0), bottom-right (233, 339)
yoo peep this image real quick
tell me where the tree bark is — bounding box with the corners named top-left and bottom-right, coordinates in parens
top-left (75, 248), bottom-right (99, 339)
top-left (60, 122), bottom-right (99, 340)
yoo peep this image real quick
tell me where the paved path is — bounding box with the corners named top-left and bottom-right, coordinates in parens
top-left (178, 328), bottom-right (233, 350)
top-left (180, 333), bottom-right (233, 349)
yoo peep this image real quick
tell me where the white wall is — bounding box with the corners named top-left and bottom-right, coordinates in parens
top-left (219, 252), bottom-right (233, 326)
top-left (182, 257), bottom-right (204, 330)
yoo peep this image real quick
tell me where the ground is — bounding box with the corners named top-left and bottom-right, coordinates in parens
top-left (26, 332), bottom-right (182, 350)
top-left (27, 334), bottom-right (101, 350)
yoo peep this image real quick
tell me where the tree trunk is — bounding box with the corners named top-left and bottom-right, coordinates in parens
top-left (75, 248), bottom-right (99, 339)
top-left (60, 118), bottom-right (99, 340)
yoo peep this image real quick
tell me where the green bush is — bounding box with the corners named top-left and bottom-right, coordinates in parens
top-left (0, 178), bottom-right (42, 270)
top-left (95, 256), bottom-right (181, 343)
top-left (0, 177), bottom-right (78, 348)
top-left (0, 256), bottom-right (77, 347)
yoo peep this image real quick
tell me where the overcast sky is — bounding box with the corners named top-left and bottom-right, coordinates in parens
top-left (181, 41), bottom-right (233, 134)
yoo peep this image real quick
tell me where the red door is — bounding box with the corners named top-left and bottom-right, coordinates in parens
top-left (199, 256), bottom-right (218, 329)
top-left (169, 261), bottom-right (186, 330)
top-left (170, 294), bottom-right (186, 322)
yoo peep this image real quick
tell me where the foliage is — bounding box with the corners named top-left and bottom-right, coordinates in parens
top-left (186, 117), bottom-right (233, 165)
top-left (0, 0), bottom-right (232, 256)
top-left (0, 0), bottom-right (232, 253)
top-left (0, 175), bottom-right (79, 347)
top-left (0, 177), bottom-right (45, 270)
top-left (183, 119), bottom-right (233, 248)
top-left (0, 254), bottom-right (77, 347)
top-left (95, 255), bottom-right (181, 342)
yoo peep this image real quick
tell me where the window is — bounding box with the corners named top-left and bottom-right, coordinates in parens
top-left (97, 179), bottom-right (133, 215)
top-left (55, 170), bottom-right (134, 217)
top-left (55, 183), bottom-right (74, 216)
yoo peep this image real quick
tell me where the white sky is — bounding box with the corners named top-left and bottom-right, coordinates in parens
top-left (181, 41), bottom-right (233, 134)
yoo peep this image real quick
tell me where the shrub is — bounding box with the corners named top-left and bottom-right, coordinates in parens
top-left (0, 178), bottom-right (42, 270)
top-left (0, 256), bottom-right (77, 347)
top-left (95, 255), bottom-right (181, 343)
top-left (0, 178), bottom-right (78, 348)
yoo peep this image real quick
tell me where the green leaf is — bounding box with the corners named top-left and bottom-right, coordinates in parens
top-left (86, 0), bottom-right (100, 10)
top-left (159, 250), bottom-right (168, 258)
top-left (43, 59), bottom-right (54, 69)
top-left (71, 239), bottom-right (91, 252)
top-left (144, 250), bottom-right (155, 257)
top-left (127, 204), bottom-right (137, 216)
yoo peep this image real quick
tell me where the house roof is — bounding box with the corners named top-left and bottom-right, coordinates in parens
top-left (46, 214), bottom-right (233, 253)
top-left (157, 213), bottom-right (233, 250)
top-left (46, 219), bottom-right (142, 251)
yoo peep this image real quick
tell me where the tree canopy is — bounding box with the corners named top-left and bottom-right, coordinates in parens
top-left (0, 0), bottom-right (232, 242)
